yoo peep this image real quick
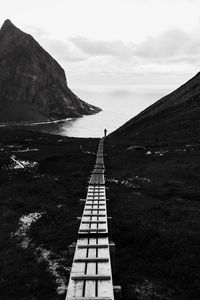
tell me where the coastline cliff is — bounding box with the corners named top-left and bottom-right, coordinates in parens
top-left (0, 19), bottom-right (101, 123)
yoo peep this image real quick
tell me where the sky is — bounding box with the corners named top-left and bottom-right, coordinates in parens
top-left (1, 0), bottom-right (200, 91)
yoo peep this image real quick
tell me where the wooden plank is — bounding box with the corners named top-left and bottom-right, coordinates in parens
top-left (87, 191), bottom-right (105, 193)
top-left (79, 229), bottom-right (107, 232)
top-left (74, 258), bottom-right (109, 263)
top-left (92, 170), bottom-right (105, 174)
top-left (86, 202), bottom-right (106, 204)
top-left (86, 199), bottom-right (106, 202)
top-left (84, 209), bottom-right (106, 211)
top-left (85, 255), bottom-right (96, 297)
top-left (78, 244), bottom-right (108, 249)
top-left (94, 166), bottom-right (105, 170)
top-left (89, 195), bottom-right (106, 197)
top-left (67, 297), bottom-right (112, 300)
top-left (86, 200), bottom-right (106, 202)
top-left (66, 138), bottom-right (114, 300)
top-left (78, 233), bottom-right (108, 237)
top-left (84, 280), bottom-right (96, 298)
top-left (88, 186), bottom-right (105, 189)
top-left (88, 187), bottom-right (105, 190)
top-left (88, 186), bottom-right (105, 188)
top-left (86, 198), bottom-right (105, 200)
top-left (83, 214), bottom-right (106, 217)
top-left (87, 196), bottom-right (105, 198)
top-left (81, 221), bottom-right (106, 224)
top-left (98, 281), bottom-right (114, 299)
top-left (98, 259), bottom-right (111, 276)
top-left (85, 204), bottom-right (105, 206)
top-left (71, 275), bottom-right (111, 280)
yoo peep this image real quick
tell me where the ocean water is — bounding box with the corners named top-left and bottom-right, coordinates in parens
top-left (26, 85), bottom-right (174, 138)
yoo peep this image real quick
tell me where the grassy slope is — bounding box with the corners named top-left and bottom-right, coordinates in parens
top-left (1, 126), bottom-right (200, 299)
top-left (0, 128), bottom-right (98, 300)
top-left (105, 133), bottom-right (200, 299)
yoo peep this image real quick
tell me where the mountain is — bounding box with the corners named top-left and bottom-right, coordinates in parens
top-left (110, 72), bottom-right (200, 145)
top-left (0, 19), bottom-right (101, 123)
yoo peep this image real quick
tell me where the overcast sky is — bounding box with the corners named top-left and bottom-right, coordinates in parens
top-left (1, 0), bottom-right (200, 90)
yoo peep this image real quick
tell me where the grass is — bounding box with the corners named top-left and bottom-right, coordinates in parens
top-left (105, 136), bottom-right (200, 299)
top-left (0, 127), bottom-right (98, 300)
top-left (1, 126), bottom-right (200, 299)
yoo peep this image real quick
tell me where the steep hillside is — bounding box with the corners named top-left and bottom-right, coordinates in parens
top-left (105, 73), bottom-right (200, 299)
top-left (0, 19), bottom-right (101, 123)
top-left (110, 72), bottom-right (200, 145)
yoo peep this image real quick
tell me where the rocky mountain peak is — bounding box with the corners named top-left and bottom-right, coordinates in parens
top-left (0, 19), bottom-right (101, 123)
top-left (1, 19), bottom-right (14, 28)
top-left (0, 19), bottom-right (21, 36)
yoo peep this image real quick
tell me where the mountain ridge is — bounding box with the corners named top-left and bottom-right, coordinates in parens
top-left (110, 72), bottom-right (200, 145)
top-left (0, 19), bottom-right (101, 122)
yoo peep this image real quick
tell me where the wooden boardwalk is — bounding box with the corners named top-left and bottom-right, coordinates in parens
top-left (66, 138), bottom-right (115, 300)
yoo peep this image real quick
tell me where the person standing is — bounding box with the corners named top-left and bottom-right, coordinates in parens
top-left (104, 128), bottom-right (107, 137)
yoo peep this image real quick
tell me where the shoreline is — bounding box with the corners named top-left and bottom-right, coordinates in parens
top-left (0, 117), bottom-right (74, 128)
top-left (0, 107), bottom-right (102, 128)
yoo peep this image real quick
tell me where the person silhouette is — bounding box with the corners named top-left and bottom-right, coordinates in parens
top-left (104, 128), bottom-right (107, 137)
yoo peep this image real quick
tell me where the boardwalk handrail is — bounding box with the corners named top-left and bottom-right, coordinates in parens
top-left (66, 138), bottom-right (115, 300)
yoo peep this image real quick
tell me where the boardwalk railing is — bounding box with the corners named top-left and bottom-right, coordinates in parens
top-left (66, 138), bottom-right (115, 300)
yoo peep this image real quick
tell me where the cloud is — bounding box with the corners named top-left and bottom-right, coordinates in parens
top-left (24, 24), bottom-right (49, 39)
top-left (70, 36), bottom-right (134, 59)
top-left (23, 24), bottom-right (200, 88)
top-left (24, 24), bottom-right (200, 68)
top-left (68, 26), bottom-right (200, 68)
top-left (23, 25), bottom-right (88, 63)
top-left (134, 28), bottom-right (188, 59)
top-left (134, 27), bottom-right (200, 64)
top-left (42, 39), bottom-right (88, 62)
top-left (63, 29), bottom-right (200, 87)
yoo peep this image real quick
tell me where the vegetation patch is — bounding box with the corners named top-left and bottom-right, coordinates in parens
top-left (0, 127), bottom-right (98, 299)
top-left (105, 137), bottom-right (200, 300)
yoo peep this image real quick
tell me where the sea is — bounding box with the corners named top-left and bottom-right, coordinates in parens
top-left (23, 85), bottom-right (174, 138)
